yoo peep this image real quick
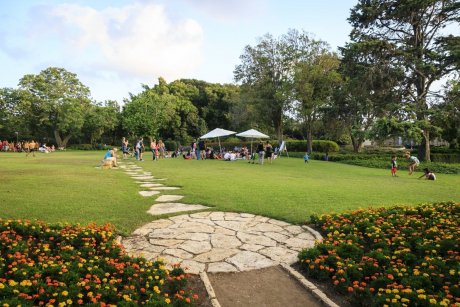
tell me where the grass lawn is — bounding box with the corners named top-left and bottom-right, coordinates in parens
top-left (1, 151), bottom-right (459, 234)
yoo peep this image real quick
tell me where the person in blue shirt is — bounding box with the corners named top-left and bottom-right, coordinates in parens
top-left (102, 148), bottom-right (118, 168)
top-left (303, 152), bottom-right (309, 163)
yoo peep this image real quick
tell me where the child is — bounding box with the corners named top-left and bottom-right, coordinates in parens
top-left (404, 151), bottom-right (419, 175)
top-left (419, 168), bottom-right (436, 180)
top-left (391, 155), bottom-right (397, 177)
top-left (303, 152), bottom-right (309, 163)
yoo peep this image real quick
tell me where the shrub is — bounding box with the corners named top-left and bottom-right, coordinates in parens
top-left (283, 140), bottom-right (339, 153)
top-left (299, 202), bottom-right (460, 306)
top-left (164, 140), bottom-right (178, 151)
top-left (0, 220), bottom-right (198, 306)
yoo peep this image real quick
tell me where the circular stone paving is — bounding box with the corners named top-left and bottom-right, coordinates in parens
top-left (121, 211), bottom-right (321, 274)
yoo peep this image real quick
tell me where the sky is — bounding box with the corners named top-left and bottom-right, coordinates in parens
top-left (0, 0), bottom-right (357, 103)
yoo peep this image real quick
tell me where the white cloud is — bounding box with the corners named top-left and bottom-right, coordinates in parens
top-left (181, 0), bottom-right (267, 21)
top-left (45, 2), bottom-right (204, 80)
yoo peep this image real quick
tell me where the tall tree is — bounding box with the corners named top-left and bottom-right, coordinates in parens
top-left (18, 67), bottom-right (91, 148)
top-left (433, 79), bottom-right (460, 147)
top-left (335, 42), bottom-right (404, 152)
top-left (348, 0), bottom-right (460, 161)
top-left (121, 86), bottom-right (168, 139)
top-left (82, 100), bottom-right (120, 145)
top-left (294, 51), bottom-right (342, 153)
top-left (234, 29), bottom-right (326, 140)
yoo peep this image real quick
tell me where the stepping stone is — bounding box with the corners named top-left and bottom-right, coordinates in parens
top-left (146, 203), bottom-right (210, 215)
top-left (140, 183), bottom-right (164, 188)
top-left (150, 186), bottom-right (180, 191)
top-left (139, 191), bottom-right (161, 197)
top-left (131, 176), bottom-right (154, 180)
top-left (156, 195), bottom-right (184, 202)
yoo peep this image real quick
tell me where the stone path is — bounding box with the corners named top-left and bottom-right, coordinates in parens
top-left (118, 161), bottom-right (321, 274)
top-left (122, 211), bottom-right (320, 274)
top-left (116, 161), bottom-right (338, 307)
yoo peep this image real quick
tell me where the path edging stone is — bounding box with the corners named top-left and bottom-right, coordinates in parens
top-left (302, 225), bottom-right (323, 241)
top-left (280, 263), bottom-right (339, 307)
top-left (199, 272), bottom-right (222, 307)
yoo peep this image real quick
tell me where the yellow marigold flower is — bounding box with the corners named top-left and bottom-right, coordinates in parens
top-left (66, 300), bottom-right (72, 305)
top-left (62, 290), bottom-right (68, 296)
top-left (58, 302), bottom-right (66, 307)
top-left (155, 276), bottom-right (159, 280)
top-left (123, 294), bottom-right (131, 302)
top-left (0, 283), bottom-right (4, 289)
top-left (392, 289), bottom-right (399, 293)
top-left (401, 298), bottom-right (409, 303)
top-left (386, 289), bottom-right (392, 294)
top-left (165, 298), bottom-right (171, 304)
top-left (77, 294), bottom-right (83, 298)
top-left (418, 294), bottom-right (426, 300)
top-left (429, 299), bottom-right (437, 304)
top-left (8, 280), bottom-right (17, 287)
top-left (449, 270), bottom-right (455, 275)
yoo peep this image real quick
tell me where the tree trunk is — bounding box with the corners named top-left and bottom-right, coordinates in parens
top-left (306, 127), bottom-right (313, 153)
top-left (418, 130), bottom-right (431, 162)
top-left (54, 130), bottom-right (72, 149)
top-left (350, 134), bottom-right (362, 153)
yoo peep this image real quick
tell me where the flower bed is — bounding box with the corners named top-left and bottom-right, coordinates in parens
top-left (0, 220), bottom-right (198, 306)
top-left (299, 202), bottom-right (460, 306)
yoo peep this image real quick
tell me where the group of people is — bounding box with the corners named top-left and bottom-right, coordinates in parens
top-left (390, 151), bottom-right (436, 180)
top-left (1, 139), bottom-right (56, 156)
top-left (119, 137), bottom-right (168, 161)
top-left (249, 141), bottom-right (277, 164)
top-left (102, 136), bottom-right (437, 181)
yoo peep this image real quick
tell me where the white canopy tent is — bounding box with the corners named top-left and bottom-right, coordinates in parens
top-left (236, 129), bottom-right (269, 154)
top-left (200, 128), bottom-right (236, 153)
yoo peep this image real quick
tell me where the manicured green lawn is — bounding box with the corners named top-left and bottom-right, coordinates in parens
top-left (1, 151), bottom-right (459, 234)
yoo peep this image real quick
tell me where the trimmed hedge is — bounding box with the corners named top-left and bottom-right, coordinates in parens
top-left (201, 140), bottom-right (340, 153)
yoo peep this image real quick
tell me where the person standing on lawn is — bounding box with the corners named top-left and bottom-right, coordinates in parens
top-left (304, 152), bottom-right (309, 163)
top-left (391, 155), bottom-right (397, 177)
top-left (257, 141), bottom-right (265, 165)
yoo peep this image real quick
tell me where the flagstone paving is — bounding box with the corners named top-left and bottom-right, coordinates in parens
top-left (121, 211), bottom-right (319, 274)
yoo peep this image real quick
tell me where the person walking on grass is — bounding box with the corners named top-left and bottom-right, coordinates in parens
top-left (391, 155), bottom-right (397, 177)
top-left (26, 140), bottom-right (36, 157)
top-left (405, 151), bottom-right (419, 175)
top-left (257, 141), bottom-right (265, 165)
top-left (265, 142), bottom-right (273, 164)
top-left (304, 152), bottom-right (309, 163)
top-left (136, 138), bottom-right (144, 161)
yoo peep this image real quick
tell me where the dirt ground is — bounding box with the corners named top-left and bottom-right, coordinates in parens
top-left (206, 266), bottom-right (324, 307)
top-left (187, 265), bottom-right (350, 307)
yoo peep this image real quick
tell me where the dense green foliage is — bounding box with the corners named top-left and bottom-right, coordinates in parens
top-left (346, 0), bottom-right (460, 161)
